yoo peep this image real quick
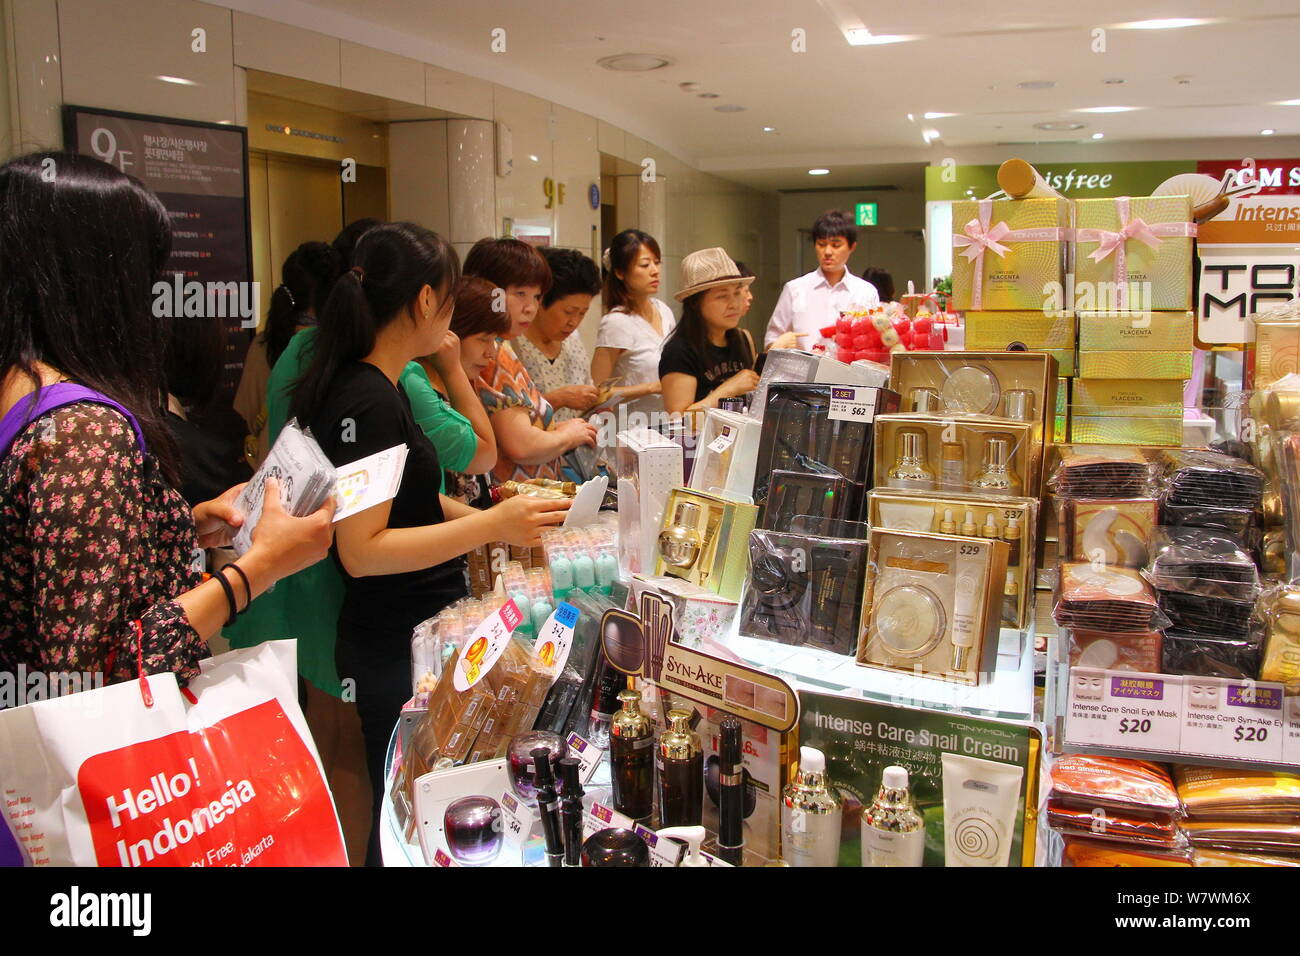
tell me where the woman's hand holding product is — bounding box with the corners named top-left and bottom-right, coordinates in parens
top-left (491, 494), bottom-right (571, 547)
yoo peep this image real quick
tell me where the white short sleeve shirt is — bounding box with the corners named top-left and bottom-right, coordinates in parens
top-left (594, 298), bottom-right (676, 419)
top-left (764, 268), bottom-right (881, 347)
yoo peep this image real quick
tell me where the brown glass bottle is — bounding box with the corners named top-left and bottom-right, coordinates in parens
top-left (657, 709), bottom-right (704, 827)
top-left (609, 689), bottom-right (654, 822)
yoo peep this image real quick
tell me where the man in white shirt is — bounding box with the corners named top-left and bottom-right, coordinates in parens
top-left (765, 209), bottom-right (881, 347)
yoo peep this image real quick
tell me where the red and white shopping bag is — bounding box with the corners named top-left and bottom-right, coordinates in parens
top-left (0, 640), bottom-right (347, 867)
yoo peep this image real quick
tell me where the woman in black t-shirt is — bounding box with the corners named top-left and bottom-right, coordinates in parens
top-left (659, 247), bottom-right (760, 417)
top-left (289, 222), bottom-right (570, 866)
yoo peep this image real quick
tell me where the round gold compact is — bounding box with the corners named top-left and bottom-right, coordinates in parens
top-left (940, 364), bottom-right (1000, 415)
top-left (872, 584), bottom-right (946, 659)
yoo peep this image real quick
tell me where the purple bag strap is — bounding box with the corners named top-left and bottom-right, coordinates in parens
top-left (0, 383), bottom-right (147, 461)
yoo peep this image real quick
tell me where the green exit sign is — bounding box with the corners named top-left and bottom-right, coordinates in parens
top-left (855, 202), bottom-right (878, 226)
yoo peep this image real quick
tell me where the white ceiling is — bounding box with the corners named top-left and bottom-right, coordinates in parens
top-left (224, 0), bottom-right (1300, 182)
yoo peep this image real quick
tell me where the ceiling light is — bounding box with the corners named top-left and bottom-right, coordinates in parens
top-left (528, 154), bottom-right (539, 162)
top-left (906, 113), bottom-right (915, 122)
top-left (1034, 121), bottom-right (1086, 131)
top-left (1261, 129), bottom-right (1276, 136)
top-left (1077, 106), bottom-right (1139, 113)
top-left (921, 128), bottom-right (941, 143)
top-left (157, 75), bottom-right (196, 85)
top-left (1277, 99), bottom-right (1300, 106)
top-left (923, 112), bottom-right (958, 119)
top-left (762, 126), bottom-right (776, 133)
top-left (698, 92), bottom-right (720, 99)
top-left (597, 53), bottom-right (674, 72)
top-left (808, 168), bottom-right (830, 176)
top-left (844, 29), bottom-right (916, 45)
top-left (1104, 78), bottom-right (1125, 85)
top-left (1116, 18), bottom-right (1215, 30)
top-left (1018, 80), bottom-right (1055, 90)
top-left (1092, 132), bottom-right (1105, 140)
top-left (714, 104), bottom-right (746, 112)
top-left (678, 81), bottom-right (700, 92)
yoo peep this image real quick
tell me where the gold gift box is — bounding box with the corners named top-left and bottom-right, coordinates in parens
top-left (1077, 350), bottom-right (1193, 380)
top-left (1070, 416), bottom-right (1183, 447)
top-left (1074, 195), bottom-right (1194, 312)
top-left (1250, 316), bottom-right (1300, 388)
top-left (1078, 310), bottom-right (1194, 351)
top-left (655, 487), bottom-right (758, 602)
top-left (1072, 378), bottom-right (1185, 411)
top-left (965, 311), bottom-right (1077, 350)
top-left (951, 198), bottom-right (1071, 311)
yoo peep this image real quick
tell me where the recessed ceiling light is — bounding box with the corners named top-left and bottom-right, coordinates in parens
top-left (1034, 121), bottom-right (1087, 131)
top-left (698, 92), bottom-right (720, 99)
top-left (1077, 106), bottom-right (1139, 113)
top-left (761, 126), bottom-right (777, 133)
top-left (528, 154), bottom-right (539, 162)
top-left (1018, 80), bottom-right (1055, 90)
top-left (714, 104), bottom-right (746, 113)
top-left (844, 29), bottom-right (916, 45)
top-left (1116, 18), bottom-right (1215, 30)
top-left (1092, 132), bottom-right (1105, 140)
top-left (923, 112), bottom-right (958, 119)
top-left (597, 53), bottom-right (674, 72)
top-left (906, 113), bottom-right (915, 122)
top-left (157, 75), bottom-right (196, 86)
top-left (1277, 99), bottom-right (1300, 106)
top-left (922, 128), bottom-right (941, 143)
top-left (1261, 129), bottom-right (1276, 136)
top-left (808, 168), bottom-right (830, 176)
top-left (678, 81), bottom-right (701, 92)
top-left (1103, 78), bottom-right (1125, 85)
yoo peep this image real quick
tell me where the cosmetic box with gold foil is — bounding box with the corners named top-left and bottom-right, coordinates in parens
top-left (1249, 316), bottom-right (1300, 389)
top-left (630, 574), bottom-right (738, 650)
top-left (856, 528), bottom-right (1008, 685)
top-left (1070, 416), bottom-right (1183, 447)
top-left (1076, 350), bottom-right (1193, 380)
top-left (1078, 310), bottom-right (1194, 351)
top-left (1056, 377), bottom-right (1070, 444)
top-left (1071, 378), bottom-right (1184, 445)
top-left (655, 487), bottom-right (758, 601)
top-left (869, 489), bottom-right (1038, 629)
top-left (890, 350), bottom-right (1059, 451)
top-left (874, 413), bottom-right (1042, 498)
top-left (1074, 195), bottom-right (1195, 312)
top-left (965, 311), bottom-right (1077, 351)
top-left (951, 197), bottom-right (1072, 311)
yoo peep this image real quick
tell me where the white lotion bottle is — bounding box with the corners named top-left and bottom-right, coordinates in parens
top-left (781, 746), bottom-right (842, 867)
top-left (861, 765), bottom-right (925, 867)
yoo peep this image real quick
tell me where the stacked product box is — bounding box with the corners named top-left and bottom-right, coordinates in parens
top-left (1072, 195), bottom-right (1196, 447)
top-left (966, 310), bottom-right (1075, 444)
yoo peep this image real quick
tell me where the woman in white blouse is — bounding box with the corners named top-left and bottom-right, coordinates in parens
top-left (591, 229), bottom-right (675, 423)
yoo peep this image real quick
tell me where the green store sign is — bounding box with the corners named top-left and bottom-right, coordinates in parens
top-left (925, 160), bottom-right (1195, 201)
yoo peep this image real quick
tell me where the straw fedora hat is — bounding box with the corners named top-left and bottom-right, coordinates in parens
top-left (674, 247), bottom-right (756, 301)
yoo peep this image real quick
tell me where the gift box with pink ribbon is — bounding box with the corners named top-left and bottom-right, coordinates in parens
top-left (1074, 195), bottom-right (1196, 311)
top-left (951, 197), bottom-right (1072, 311)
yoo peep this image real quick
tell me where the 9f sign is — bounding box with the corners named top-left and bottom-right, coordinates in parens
top-left (89, 127), bottom-right (134, 173)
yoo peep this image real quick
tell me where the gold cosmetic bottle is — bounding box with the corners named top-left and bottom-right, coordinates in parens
top-left (861, 765), bottom-right (925, 867)
top-left (658, 501), bottom-right (703, 569)
top-left (886, 430), bottom-right (935, 491)
top-left (1003, 516), bottom-right (1022, 625)
top-left (781, 746), bottom-right (841, 868)
top-left (610, 689), bottom-right (654, 822)
top-left (1261, 588), bottom-right (1300, 689)
top-left (971, 435), bottom-right (1022, 494)
top-left (656, 709), bottom-right (703, 827)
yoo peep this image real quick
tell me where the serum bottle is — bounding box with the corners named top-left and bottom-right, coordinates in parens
top-left (861, 765), bottom-right (925, 867)
top-left (781, 746), bottom-right (842, 867)
top-left (657, 709), bottom-right (704, 827)
top-left (609, 689), bottom-right (654, 822)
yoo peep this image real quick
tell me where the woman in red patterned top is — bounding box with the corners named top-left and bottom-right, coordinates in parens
top-left (0, 152), bottom-right (334, 692)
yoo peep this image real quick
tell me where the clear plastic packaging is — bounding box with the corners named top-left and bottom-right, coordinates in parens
top-left (873, 413), bottom-right (1040, 497)
top-left (1161, 630), bottom-right (1263, 679)
top-left (752, 382), bottom-right (900, 513)
top-left (740, 524), bottom-right (869, 655)
top-left (1047, 755), bottom-right (1185, 849)
top-left (748, 348), bottom-right (889, 420)
top-left (232, 419), bottom-right (336, 556)
top-left (856, 527), bottom-right (1007, 684)
top-left (1143, 528), bottom-right (1261, 601)
top-left (1058, 496), bottom-right (1157, 570)
top-left (1066, 629), bottom-right (1163, 673)
top-left (688, 408), bottom-right (762, 499)
top-left (1158, 447), bottom-right (1265, 510)
top-left (1048, 444), bottom-right (1156, 499)
top-left (1053, 562), bottom-right (1169, 633)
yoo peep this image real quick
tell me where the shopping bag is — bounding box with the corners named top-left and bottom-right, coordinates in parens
top-left (0, 640), bottom-right (347, 867)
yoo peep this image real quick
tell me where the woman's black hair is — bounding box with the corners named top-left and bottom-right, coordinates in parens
top-left (289, 221), bottom-right (460, 427)
top-left (861, 267), bottom-right (895, 302)
top-left (0, 151), bottom-right (181, 485)
top-left (539, 247), bottom-right (600, 307)
top-left (664, 287), bottom-right (754, 374)
top-left (263, 241), bottom-right (342, 367)
top-left (332, 217), bottom-right (382, 265)
top-left (167, 314), bottom-right (225, 409)
top-left (602, 228), bottom-right (661, 314)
